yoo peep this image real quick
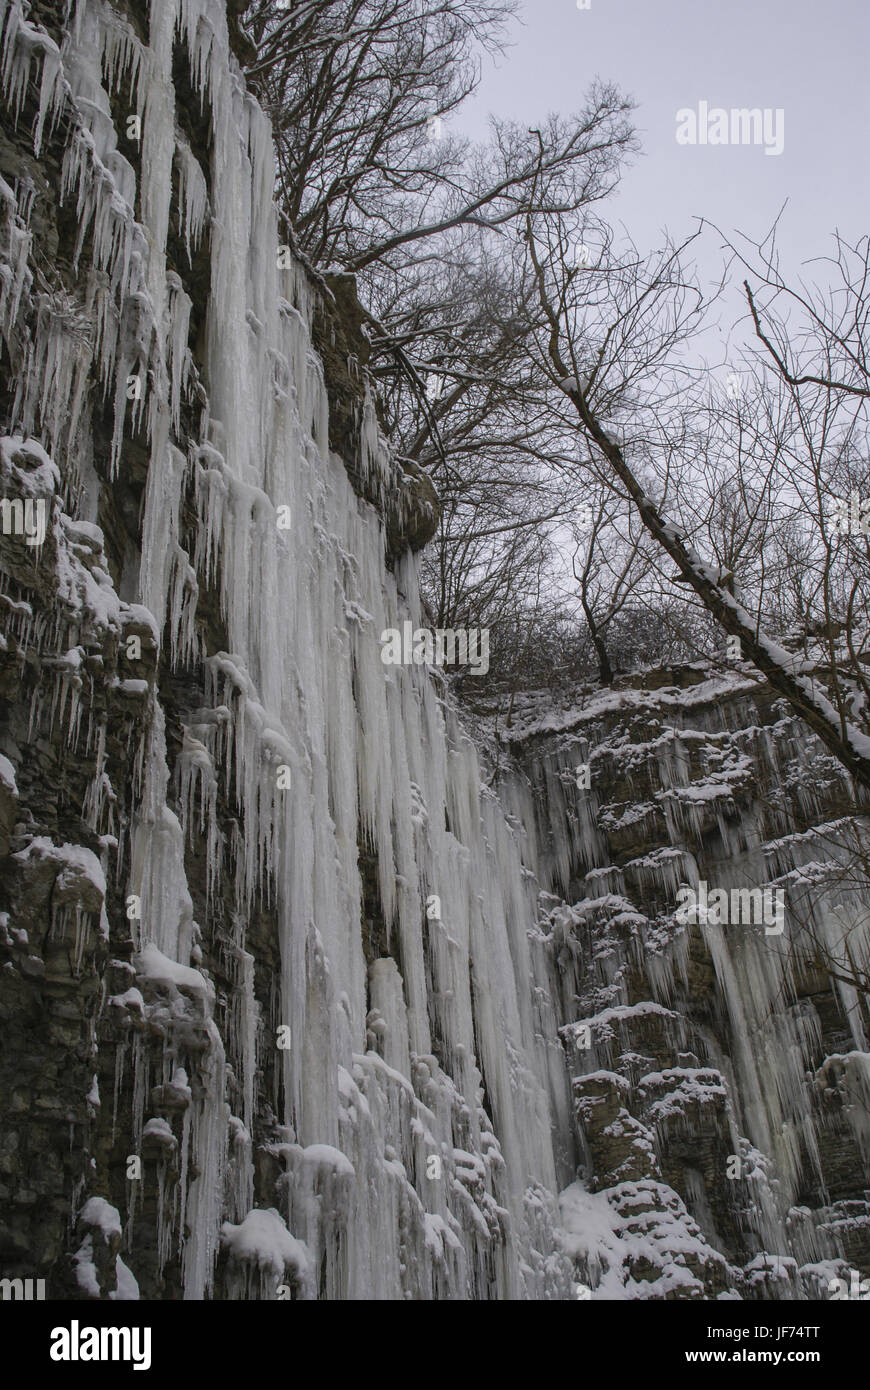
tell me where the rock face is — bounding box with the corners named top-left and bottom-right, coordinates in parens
top-left (503, 673), bottom-right (870, 1298)
top-left (0, 0), bottom-right (868, 1303)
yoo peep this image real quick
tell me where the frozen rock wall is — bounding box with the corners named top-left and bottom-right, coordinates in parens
top-left (0, 0), bottom-right (567, 1302)
top-left (504, 673), bottom-right (870, 1298)
top-left (0, 0), bottom-right (868, 1301)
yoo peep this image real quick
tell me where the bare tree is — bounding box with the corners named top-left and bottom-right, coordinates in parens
top-left (242, 1), bottom-right (632, 271)
top-left (240, 3), bottom-right (640, 639)
top-left (729, 220), bottom-right (870, 402)
top-left (520, 185), bottom-right (870, 792)
top-left (570, 483), bottom-right (653, 685)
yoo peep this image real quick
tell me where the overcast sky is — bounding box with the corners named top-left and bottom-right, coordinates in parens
top-left (457, 0), bottom-right (869, 338)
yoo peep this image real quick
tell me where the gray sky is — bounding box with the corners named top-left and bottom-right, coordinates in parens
top-left (457, 0), bottom-right (869, 320)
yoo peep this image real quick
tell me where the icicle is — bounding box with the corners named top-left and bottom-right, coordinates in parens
top-left (0, 0), bottom-right (65, 155)
top-left (174, 136), bottom-right (209, 262)
top-left (10, 0), bottom-right (867, 1305)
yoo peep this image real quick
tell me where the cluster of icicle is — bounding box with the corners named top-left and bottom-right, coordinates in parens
top-left (3, 0), bottom-right (868, 1301)
top-left (508, 682), bottom-right (870, 1288)
top-left (0, 0), bottom-right (574, 1299)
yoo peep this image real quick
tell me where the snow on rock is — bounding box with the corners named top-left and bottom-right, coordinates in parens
top-left (220, 1209), bottom-right (311, 1300)
top-left (110, 1257), bottom-right (141, 1301)
top-left (135, 940), bottom-right (214, 1002)
top-left (0, 0), bottom-right (868, 1306)
top-left (79, 1195), bottom-right (122, 1241)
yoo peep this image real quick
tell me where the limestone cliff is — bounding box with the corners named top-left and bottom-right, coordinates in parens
top-left (0, 0), bottom-right (867, 1302)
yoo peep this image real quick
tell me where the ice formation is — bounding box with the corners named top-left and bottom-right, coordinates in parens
top-left (0, 0), bottom-right (868, 1302)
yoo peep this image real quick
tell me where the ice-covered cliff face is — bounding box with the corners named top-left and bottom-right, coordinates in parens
top-left (0, 0), bottom-right (868, 1302)
top-left (501, 677), bottom-right (870, 1297)
top-left (0, 0), bottom-right (568, 1301)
